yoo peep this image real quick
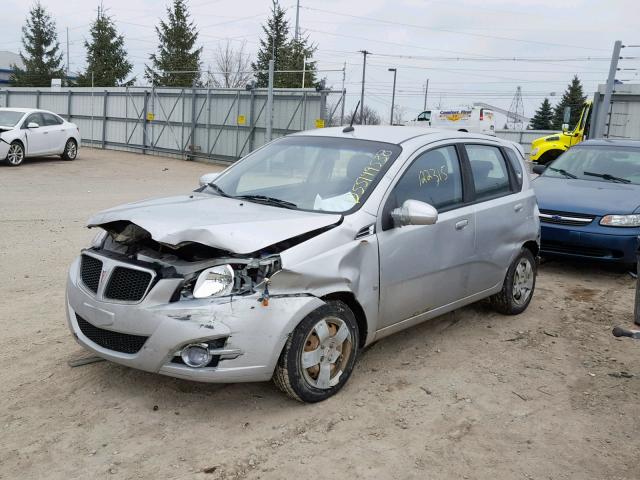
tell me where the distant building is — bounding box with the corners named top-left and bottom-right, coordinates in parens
top-left (0, 51), bottom-right (23, 85)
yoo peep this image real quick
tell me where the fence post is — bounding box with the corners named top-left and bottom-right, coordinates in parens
top-left (67, 90), bottom-right (72, 122)
top-left (320, 91), bottom-right (327, 123)
top-left (4, 90), bottom-right (8, 108)
top-left (36, 90), bottom-right (40, 109)
top-left (248, 88), bottom-right (256, 153)
top-left (266, 59), bottom-right (274, 142)
top-left (206, 88), bottom-right (211, 160)
top-left (101, 91), bottom-right (108, 149)
top-left (181, 88), bottom-right (186, 156)
top-left (142, 89), bottom-right (149, 154)
top-left (235, 90), bottom-right (241, 158)
top-left (189, 87), bottom-right (197, 160)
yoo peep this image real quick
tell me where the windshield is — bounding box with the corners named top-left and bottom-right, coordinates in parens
top-left (210, 136), bottom-right (402, 213)
top-left (543, 145), bottom-right (640, 185)
top-left (0, 110), bottom-right (24, 127)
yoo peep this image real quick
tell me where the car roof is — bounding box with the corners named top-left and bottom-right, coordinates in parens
top-left (290, 125), bottom-right (503, 146)
top-left (578, 138), bottom-right (640, 148)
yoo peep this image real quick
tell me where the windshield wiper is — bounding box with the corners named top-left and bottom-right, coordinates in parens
top-left (583, 171), bottom-right (631, 184)
top-left (547, 167), bottom-right (577, 179)
top-left (207, 182), bottom-right (231, 197)
top-left (235, 194), bottom-right (298, 209)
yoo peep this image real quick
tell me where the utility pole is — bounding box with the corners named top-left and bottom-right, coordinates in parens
top-left (66, 27), bottom-right (70, 79)
top-left (294, 0), bottom-right (300, 43)
top-left (359, 50), bottom-right (370, 125)
top-left (423, 78), bottom-right (429, 111)
top-left (340, 62), bottom-right (346, 125)
top-left (266, 59), bottom-right (274, 142)
top-left (595, 40), bottom-right (622, 138)
top-left (388, 68), bottom-right (397, 125)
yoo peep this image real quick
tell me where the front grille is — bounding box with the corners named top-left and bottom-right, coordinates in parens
top-left (76, 314), bottom-right (148, 354)
top-left (104, 267), bottom-right (153, 302)
top-left (539, 209), bottom-right (594, 226)
top-left (80, 254), bottom-right (103, 293)
top-left (541, 241), bottom-right (610, 258)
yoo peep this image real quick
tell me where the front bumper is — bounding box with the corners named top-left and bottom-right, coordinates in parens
top-left (540, 223), bottom-right (639, 264)
top-left (66, 255), bottom-right (324, 383)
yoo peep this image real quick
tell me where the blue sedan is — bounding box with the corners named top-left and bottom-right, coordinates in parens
top-left (532, 139), bottom-right (640, 267)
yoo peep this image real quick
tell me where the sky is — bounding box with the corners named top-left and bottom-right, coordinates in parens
top-left (2, 0), bottom-right (639, 125)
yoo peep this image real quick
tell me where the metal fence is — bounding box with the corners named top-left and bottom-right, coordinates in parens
top-left (0, 86), bottom-right (338, 163)
top-left (494, 129), bottom-right (556, 155)
top-left (592, 83), bottom-right (640, 140)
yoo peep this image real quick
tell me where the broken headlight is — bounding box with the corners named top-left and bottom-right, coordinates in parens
top-left (193, 265), bottom-right (235, 298)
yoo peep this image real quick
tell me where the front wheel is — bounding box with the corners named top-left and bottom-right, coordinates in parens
top-left (6, 141), bottom-right (25, 166)
top-left (61, 138), bottom-right (78, 160)
top-left (273, 301), bottom-right (359, 402)
top-left (490, 248), bottom-right (537, 315)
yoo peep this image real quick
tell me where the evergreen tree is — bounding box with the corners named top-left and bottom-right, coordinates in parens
top-left (76, 6), bottom-right (133, 87)
top-left (551, 75), bottom-right (587, 130)
top-left (252, 1), bottom-right (291, 87)
top-left (285, 37), bottom-right (318, 88)
top-left (145, 0), bottom-right (202, 87)
top-left (11, 2), bottom-right (66, 87)
top-left (530, 98), bottom-right (554, 130)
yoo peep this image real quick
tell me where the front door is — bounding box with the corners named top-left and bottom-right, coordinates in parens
top-left (377, 144), bottom-right (475, 329)
top-left (23, 113), bottom-right (49, 155)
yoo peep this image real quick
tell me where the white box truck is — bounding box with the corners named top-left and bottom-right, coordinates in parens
top-left (406, 106), bottom-right (496, 135)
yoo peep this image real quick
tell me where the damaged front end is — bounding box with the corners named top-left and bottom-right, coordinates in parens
top-left (65, 219), bottom-right (330, 383)
top-left (96, 220), bottom-right (283, 301)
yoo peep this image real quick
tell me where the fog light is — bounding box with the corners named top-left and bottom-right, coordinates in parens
top-left (181, 344), bottom-right (212, 368)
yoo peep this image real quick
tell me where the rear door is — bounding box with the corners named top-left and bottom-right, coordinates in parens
top-left (40, 113), bottom-right (67, 153)
top-left (377, 143), bottom-right (476, 328)
top-left (463, 143), bottom-right (529, 293)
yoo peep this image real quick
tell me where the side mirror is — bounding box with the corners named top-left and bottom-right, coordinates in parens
top-left (199, 172), bottom-right (220, 187)
top-left (532, 164), bottom-right (547, 175)
top-left (561, 123), bottom-right (569, 133)
top-left (391, 199), bottom-right (438, 227)
top-left (27, 122), bottom-right (39, 129)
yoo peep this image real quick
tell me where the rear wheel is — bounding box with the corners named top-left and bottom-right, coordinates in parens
top-left (490, 248), bottom-right (536, 315)
top-left (273, 301), bottom-right (359, 403)
top-left (537, 149), bottom-right (562, 165)
top-left (61, 138), bottom-right (77, 160)
top-left (6, 141), bottom-right (24, 166)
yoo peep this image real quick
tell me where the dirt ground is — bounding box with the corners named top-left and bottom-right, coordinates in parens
top-left (1, 148), bottom-right (639, 480)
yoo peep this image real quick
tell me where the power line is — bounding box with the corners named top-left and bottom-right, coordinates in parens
top-left (300, 5), bottom-right (609, 52)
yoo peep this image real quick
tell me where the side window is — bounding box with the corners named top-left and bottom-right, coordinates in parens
top-left (504, 148), bottom-right (524, 190)
top-left (466, 144), bottom-right (511, 201)
top-left (387, 145), bottom-right (463, 214)
top-left (42, 113), bottom-right (63, 126)
top-left (24, 113), bottom-right (43, 128)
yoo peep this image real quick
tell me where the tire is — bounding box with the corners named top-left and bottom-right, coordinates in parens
top-left (490, 248), bottom-right (537, 315)
top-left (6, 141), bottom-right (25, 166)
top-left (538, 150), bottom-right (562, 165)
top-left (273, 300), bottom-right (359, 403)
top-left (61, 138), bottom-right (78, 160)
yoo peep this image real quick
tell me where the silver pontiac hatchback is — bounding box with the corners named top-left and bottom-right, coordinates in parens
top-left (66, 126), bottom-right (540, 402)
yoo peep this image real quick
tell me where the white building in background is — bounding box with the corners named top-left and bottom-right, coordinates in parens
top-left (0, 51), bottom-right (23, 85)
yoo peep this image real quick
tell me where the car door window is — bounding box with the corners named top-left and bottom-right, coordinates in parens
top-left (466, 144), bottom-right (511, 201)
top-left (383, 146), bottom-right (463, 229)
top-left (24, 113), bottom-right (44, 128)
top-left (42, 113), bottom-right (62, 126)
top-left (504, 148), bottom-right (524, 191)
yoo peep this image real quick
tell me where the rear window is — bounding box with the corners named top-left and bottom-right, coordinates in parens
top-left (504, 148), bottom-right (524, 190)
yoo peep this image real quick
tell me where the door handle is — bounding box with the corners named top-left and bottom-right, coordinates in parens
top-left (514, 203), bottom-right (523, 212)
top-left (43, 131), bottom-right (49, 134)
top-left (455, 219), bottom-right (469, 230)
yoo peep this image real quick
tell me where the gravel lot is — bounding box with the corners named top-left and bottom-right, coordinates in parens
top-left (1, 148), bottom-right (639, 480)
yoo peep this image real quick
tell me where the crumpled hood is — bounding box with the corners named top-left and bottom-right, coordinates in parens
top-left (88, 193), bottom-right (342, 254)
top-left (533, 176), bottom-right (640, 215)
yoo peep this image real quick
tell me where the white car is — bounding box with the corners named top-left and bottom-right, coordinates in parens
top-left (0, 108), bottom-right (81, 166)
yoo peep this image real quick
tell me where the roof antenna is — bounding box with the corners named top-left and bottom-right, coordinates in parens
top-left (343, 101), bottom-right (360, 133)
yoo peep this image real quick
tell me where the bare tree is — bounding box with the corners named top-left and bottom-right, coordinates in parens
top-left (345, 104), bottom-right (381, 125)
top-left (211, 40), bottom-right (252, 88)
